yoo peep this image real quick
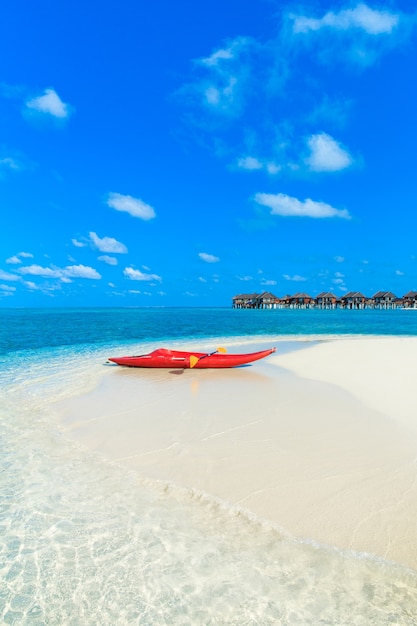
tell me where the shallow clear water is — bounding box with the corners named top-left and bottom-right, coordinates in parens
top-left (1, 308), bottom-right (417, 624)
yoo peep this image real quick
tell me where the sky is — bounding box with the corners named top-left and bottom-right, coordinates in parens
top-left (1, 0), bottom-right (417, 307)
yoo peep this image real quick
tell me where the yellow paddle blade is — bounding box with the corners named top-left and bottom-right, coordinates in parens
top-left (217, 347), bottom-right (227, 353)
top-left (189, 355), bottom-right (199, 368)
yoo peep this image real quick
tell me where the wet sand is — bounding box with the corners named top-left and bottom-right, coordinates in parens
top-left (59, 337), bottom-right (417, 571)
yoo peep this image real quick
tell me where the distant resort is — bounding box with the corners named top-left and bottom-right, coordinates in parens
top-left (232, 290), bottom-right (417, 310)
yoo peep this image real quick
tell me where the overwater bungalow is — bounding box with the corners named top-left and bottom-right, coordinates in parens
top-left (315, 292), bottom-right (338, 309)
top-left (278, 295), bottom-right (292, 308)
top-left (403, 291), bottom-right (417, 308)
top-left (232, 292), bottom-right (280, 309)
top-left (288, 292), bottom-right (315, 309)
top-left (257, 291), bottom-right (280, 309)
top-left (232, 293), bottom-right (259, 309)
top-left (372, 291), bottom-right (398, 309)
top-left (232, 288), bottom-right (417, 309)
top-left (340, 291), bottom-right (367, 309)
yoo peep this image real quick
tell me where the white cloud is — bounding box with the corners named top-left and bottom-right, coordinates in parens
top-left (98, 255), bottom-right (118, 266)
top-left (0, 284), bottom-right (16, 292)
top-left (290, 4), bottom-right (405, 67)
top-left (334, 256), bottom-right (345, 262)
top-left (291, 4), bottom-right (399, 35)
top-left (201, 44), bottom-right (236, 67)
top-left (18, 265), bottom-right (61, 277)
top-left (204, 77), bottom-right (238, 109)
top-left (254, 192), bottom-right (351, 219)
top-left (6, 256), bottom-right (21, 264)
top-left (64, 265), bottom-right (101, 279)
top-left (237, 156), bottom-right (263, 170)
top-left (26, 88), bottom-right (71, 118)
top-left (334, 271), bottom-right (344, 278)
top-left (395, 269), bottom-right (405, 276)
top-left (0, 269), bottom-right (20, 281)
top-left (0, 157), bottom-right (19, 170)
top-left (266, 162), bottom-right (281, 175)
top-left (185, 36), bottom-right (254, 117)
top-left (89, 232), bottom-right (127, 254)
top-left (199, 252), bottom-right (220, 263)
top-left (124, 267), bottom-right (162, 282)
top-left (283, 274), bottom-right (307, 281)
top-left (332, 278), bottom-right (345, 284)
top-left (199, 37), bottom-right (252, 67)
top-left (205, 86), bottom-right (220, 106)
top-left (72, 238), bottom-right (86, 248)
top-left (236, 156), bottom-right (281, 175)
top-left (6, 251), bottom-right (33, 264)
top-left (306, 133), bottom-right (353, 172)
top-left (198, 277), bottom-right (207, 283)
top-left (17, 264), bottom-right (101, 280)
top-left (107, 192), bottom-right (156, 220)
top-left (261, 279), bottom-right (277, 286)
top-left (237, 275), bottom-right (253, 281)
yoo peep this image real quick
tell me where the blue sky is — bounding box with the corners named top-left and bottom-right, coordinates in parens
top-left (1, 0), bottom-right (416, 307)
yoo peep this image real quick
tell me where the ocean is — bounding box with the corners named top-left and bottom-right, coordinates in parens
top-left (1, 307), bottom-right (417, 625)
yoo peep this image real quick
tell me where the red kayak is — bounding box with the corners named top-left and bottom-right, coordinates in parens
top-left (108, 347), bottom-right (276, 369)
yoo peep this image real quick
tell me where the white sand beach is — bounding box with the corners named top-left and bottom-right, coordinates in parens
top-left (60, 336), bottom-right (417, 571)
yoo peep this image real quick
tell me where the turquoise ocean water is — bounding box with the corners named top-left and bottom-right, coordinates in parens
top-left (1, 307), bottom-right (417, 625)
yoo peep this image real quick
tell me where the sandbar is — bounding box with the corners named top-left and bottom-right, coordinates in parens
top-left (59, 337), bottom-right (417, 571)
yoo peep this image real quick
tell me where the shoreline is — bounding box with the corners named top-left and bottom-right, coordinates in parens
top-left (59, 336), bottom-right (417, 571)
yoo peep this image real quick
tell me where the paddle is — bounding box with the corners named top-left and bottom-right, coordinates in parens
top-left (189, 347), bottom-right (227, 368)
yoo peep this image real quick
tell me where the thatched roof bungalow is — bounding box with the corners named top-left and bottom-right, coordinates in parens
top-left (232, 293), bottom-right (259, 309)
top-left (232, 292), bottom-right (280, 309)
top-left (232, 288), bottom-right (417, 309)
top-left (372, 291), bottom-right (398, 309)
top-left (340, 291), bottom-right (367, 309)
top-left (257, 291), bottom-right (280, 309)
top-left (316, 292), bottom-right (338, 309)
top-left (288, 292), bottom-right (315, 308)
top-left (403, 291), bottom-right (417, 308)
